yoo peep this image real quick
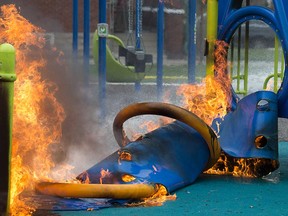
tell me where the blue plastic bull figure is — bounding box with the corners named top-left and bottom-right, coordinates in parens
top-left (78, 121), bottom-right (215, 193)
top-left (77, 102), bottom-right (220, 193)
top-left (77, 91), bottom-right (279, 192)
top-left (36, 91), bottom-right (279, 200)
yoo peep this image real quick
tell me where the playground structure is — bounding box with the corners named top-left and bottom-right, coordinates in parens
top-left (93, 0), bottom-right (153, 83)
top-left (87, 0), bottom-right (288, 112)
top-left (2, 0), bottom-right (288, 214)
top-left (0, 43), bottom-right (16, 214)
top-left (215, 0), bottom-right (288, 118)
top-left (93, 30), bottom-right (147, 83)
top-left (36, 0), bottom-right (286, 201)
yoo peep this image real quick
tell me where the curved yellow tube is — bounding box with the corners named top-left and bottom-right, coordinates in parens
top-left (113, 102), bottom-right (221, 170)
top-left (35, 182), bottom-right (159, 199)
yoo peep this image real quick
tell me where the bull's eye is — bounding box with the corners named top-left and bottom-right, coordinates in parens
top-left (254, 135), bottom-right (267, 149)
top-left (257, 99), bottom-right (270, 111)
top-left (122, 174), bottom-right (136, 182)
top-left (119, 151), bottom-right (132, 161)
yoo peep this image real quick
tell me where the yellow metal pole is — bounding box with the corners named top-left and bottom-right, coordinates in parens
top-left (206, 0), bottom-right (218, 76)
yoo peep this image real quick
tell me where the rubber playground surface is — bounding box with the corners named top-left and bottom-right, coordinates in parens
top-left (33, 141), bottom-right (288, 216)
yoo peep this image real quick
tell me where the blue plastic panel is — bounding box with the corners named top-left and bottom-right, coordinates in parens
top-left (213, 91), bottom-right (278, 160)
top-left (217, 0), bottom-right (288, 117)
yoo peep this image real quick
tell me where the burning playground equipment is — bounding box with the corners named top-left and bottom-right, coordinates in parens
top-left (35, 91), bottom-right (280, 201)
top-left (1, 0), bottom-right (288, 215)
top-left (36, 102), bottom-right (221, 199)
top-left (0, 36), bottom-right (280, 210)
top-left (35, 0), bottom-right (288, 207)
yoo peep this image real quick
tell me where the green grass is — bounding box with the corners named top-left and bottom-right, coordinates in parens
top-left (89, 63), bottom-right (206, 84)
top-left (142, 63), bottom-right (206, 83)
top-left (229, 47), bottom-right (281, 62)
top-left (89, 47), bottom-right (281, 84)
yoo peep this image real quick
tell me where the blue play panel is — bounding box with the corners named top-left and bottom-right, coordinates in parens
top-left (32, 141), bottom-right (288, 216)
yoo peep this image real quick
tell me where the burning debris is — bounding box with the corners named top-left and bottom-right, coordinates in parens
top-left (0, 3), bottom-right (281, 215)
top-left (0, 4), bottom-right (66, 215)
top-left (205, 152), bottom-right (279, 177)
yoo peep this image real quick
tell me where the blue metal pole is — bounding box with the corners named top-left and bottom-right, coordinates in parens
top-left (73, 0), bottom-right (78, 59)
top-left (188, 0), bottom-right (196, 83)
top-left (83, 0), bottom-right (90, 86)
top-left (135, 0), bottom-right (141, 92)
top-left (99, 0), bottom-right (107, 118)
top-left (135, 0), bottom-right (141, 50)
top-left (157, 0), bottom-right (164, 100)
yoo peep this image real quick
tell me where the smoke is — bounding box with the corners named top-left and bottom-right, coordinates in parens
top-left (1, 1), bottom-right (179, 177)
top-left (41, 45), bottom-right (171, 175)
top-left (39, 46), bottom-right (115, 175)
top-left (0, 2), bottom-right (121, 176)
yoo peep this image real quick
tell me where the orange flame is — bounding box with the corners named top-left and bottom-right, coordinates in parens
top-left (99, 169), bottom-right (111, 184)
top-left (177, 41), bottom-right (231, 126)
top-left (139, 117), bottom-right (173, 133)
top-left (128, 117), bottom-right (173, 141)
top-left (127, 184), bottom-right (176, 207)
top-left (0, 4), bottom-right (273, 215)
top-left (205, 152), bottom-right (279, 177)
top-left (0, 4), bottom-right (67, 215)
top-left (176, 41), bottom-right (277, 177)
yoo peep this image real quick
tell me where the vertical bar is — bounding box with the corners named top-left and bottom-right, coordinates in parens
top-left (0, 43), bottom-right (16, 215)
top-left (83, 0), bottom-right (90, 86)
top-left (134, 80), bottom-right (141, 92)
top-left (274, 36), bottom-right (279, 92)
top-left (243, 0), bottom-right (250, 95)
top-left (273, 0), bottom-right (288, 116)
top-left (199, 3), bottom-right (204, 64)
top-left (188, 0), bottom-right (197, 83)
top-left (73, 0), bottom-right (78, 58)
top-left (135, 0), bottom-right (141, 92)
top-left (230, 38), bottom-right (234, 78)
top-left (157, 0), bottom-right (164, 100)
top-left (135, 0), bottom-right (141, 50)
top-left (99, 0), bottom-right (107, 118)
top-left (236, 27), bottom-right (241, 92)
top-left (281, 50), bottom-right (284, 79)
top-left (205, 0), bottom-right (218, 76)
top-left (244, 21), bottom-right (249, 95)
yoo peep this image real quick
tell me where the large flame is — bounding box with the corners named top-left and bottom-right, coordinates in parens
top-left (177, 40), bottom-right (231, 126)
top-left (0, 5), bottom-right (66, 215)
top-left (177, 41), bottom-right (278, 177)
top-left (176, 41), bottom-right (279, 177)
top-left (0, 4), bottom-right (277, 215)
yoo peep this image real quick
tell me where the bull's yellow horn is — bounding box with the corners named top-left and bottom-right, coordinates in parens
top-left (113, 102), bottom-right (220, 169)
top-left (35, 182), bottom-right (159, 199)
